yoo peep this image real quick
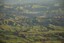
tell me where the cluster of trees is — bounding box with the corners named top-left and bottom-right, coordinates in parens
top-left (0, 13), bottom-right (64, 43)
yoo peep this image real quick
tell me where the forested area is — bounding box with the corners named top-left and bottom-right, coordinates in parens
top-left (0, 0), bottom-right (64, 43)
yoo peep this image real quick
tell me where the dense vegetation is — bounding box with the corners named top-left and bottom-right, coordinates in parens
top-left (0, 0), bottom-right (64, 43)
